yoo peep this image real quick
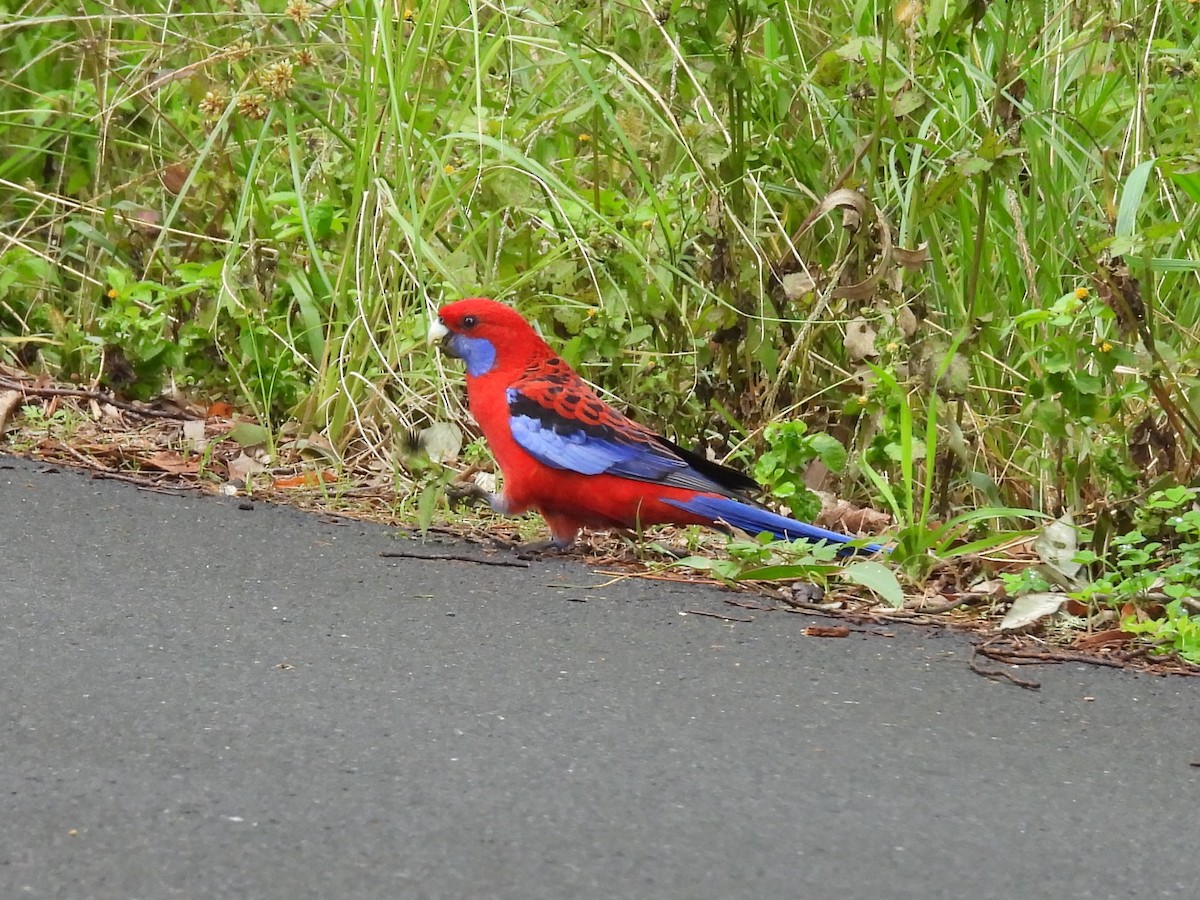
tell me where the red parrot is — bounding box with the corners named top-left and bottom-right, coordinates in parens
top-left (428, 298), bottom-right (882, 554)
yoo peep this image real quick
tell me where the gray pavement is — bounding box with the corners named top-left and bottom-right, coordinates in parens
top-left (2, 453), bottom-right (1198, 899)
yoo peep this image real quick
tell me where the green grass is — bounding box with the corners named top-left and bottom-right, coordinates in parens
top-left (2, 2), bottom-right (1199, 578)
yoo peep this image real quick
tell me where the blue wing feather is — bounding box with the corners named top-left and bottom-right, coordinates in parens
top-left (506, 386), bottom-right (716, 489)
top-left (508, 413), bottom-right (659, 477)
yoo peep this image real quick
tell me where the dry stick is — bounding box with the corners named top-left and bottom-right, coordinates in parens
top-left (915, 593), bottom-right (977, 615)
top-left (379, 549), bottom-right (530, 569)
top-left (683, 609), bottom-right (754, 623)
top-left (969, 647), bottom-right (1041, 690)
top-left (0, 376), bottom-right (191, 420)
top-left (723, 597), bottom-right (774, 611)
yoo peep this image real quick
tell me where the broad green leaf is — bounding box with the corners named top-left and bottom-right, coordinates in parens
top-left (227, 422), bottom-right (271, 448)
top-left (839, 561), bottom-right (904, 607)
top-left (1116, 158), bottom-right (1156, 238)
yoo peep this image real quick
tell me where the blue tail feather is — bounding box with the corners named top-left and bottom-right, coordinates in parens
top-left (663, 495), bottom-right (884, 555)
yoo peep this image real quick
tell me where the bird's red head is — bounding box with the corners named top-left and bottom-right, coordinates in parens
top-left (428, 298), bottom-right (551, 377)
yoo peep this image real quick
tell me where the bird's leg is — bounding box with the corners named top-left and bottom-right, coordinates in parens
top-left (443, 478), bottom-right (496, 508)
top-left (509, 510), bottom-right (581, 559)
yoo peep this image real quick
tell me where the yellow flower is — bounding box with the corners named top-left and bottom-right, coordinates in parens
top-left (885, 341), bottom-right (899, 353)
top-left (1074, 286), bottom-right (1090, 300)
top-left (107, 288), bottom-right (118, 299)
top-left (579, 134), bottom-right (591, 142)
top-left (857, 395), bottom-right (869, 407)
top-left (1099, 341), bottom-right (1113, 353)
top-left (444, 164), bottom-right (456, 175)
top-left (403, 6), bottom-right (415, 21)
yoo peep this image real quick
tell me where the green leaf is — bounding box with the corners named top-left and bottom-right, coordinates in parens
top-left (1168, 168), bottom-right (1200, 205)
top-left (839, 561), bottom-right (904, 608)
top-left (227, 422), bottom-right (271, 447)
top-left (891, 89), bottom-right (924, 118)
top-left (737, 563), bottom-right (840, 581)
top-left (1116, 158), bottom-right (1157, 238)
top-left (809, 433), bottom-right (848, 472)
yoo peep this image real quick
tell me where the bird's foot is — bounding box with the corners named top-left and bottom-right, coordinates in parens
top-left (444, 480), bottom-right (492, 507)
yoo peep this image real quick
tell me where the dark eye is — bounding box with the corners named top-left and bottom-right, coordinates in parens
top-left (462, 315), bottom-right (478, 329)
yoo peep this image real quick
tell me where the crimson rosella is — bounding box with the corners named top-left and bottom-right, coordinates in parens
top-left (428, 298), bottom-right (882, 554)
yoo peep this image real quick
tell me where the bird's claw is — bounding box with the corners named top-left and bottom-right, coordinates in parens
top-left (444, 480), bottom-right (492, 507)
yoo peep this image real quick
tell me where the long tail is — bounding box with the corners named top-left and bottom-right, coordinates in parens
top-left (663, 495), bottom-right (885, 555)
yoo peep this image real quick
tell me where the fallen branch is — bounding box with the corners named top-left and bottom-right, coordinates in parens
top-left (0, 375), bottom-right (190, 420)
top-left (380, 549), bottom-right (530, 568)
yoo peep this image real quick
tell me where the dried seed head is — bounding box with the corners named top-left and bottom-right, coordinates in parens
top-left (236, 93), bottom-right (269, 120)
top-left (199, 89), bottom-right (227, 119)
top-left (285, 0), bottom-right (312, 25)
top-left (260, 61), bottom-right (295, 99)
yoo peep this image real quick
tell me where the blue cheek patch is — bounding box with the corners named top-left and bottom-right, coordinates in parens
top-left (450, 334), bottom-right (497, 377)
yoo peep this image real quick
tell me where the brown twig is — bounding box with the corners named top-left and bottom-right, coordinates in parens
top-left (380, 549), bottom-right (530, 568)
top-left (724, 597), bottom-right (775, 611)
top-left (683, 609), bottom-right (754, 623)
top-left (0, 375), bottom-right (190, 420)
top-left (913, 593), bottom-right (977, 615)
top-left (969, 648), bottom-right (1042, 689)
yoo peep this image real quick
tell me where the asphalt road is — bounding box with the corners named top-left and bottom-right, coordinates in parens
top-left (3, 453), bottom-right (1198, 899)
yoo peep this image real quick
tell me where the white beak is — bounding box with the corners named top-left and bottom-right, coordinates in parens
top-left (427, 317), bottom-right (450, 346)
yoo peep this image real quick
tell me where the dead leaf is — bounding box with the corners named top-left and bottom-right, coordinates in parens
top-left (292, 431), bottom-right (338, 462)
top-left (780, 271), bottom-right (817, 300)
top-left (419, 422), bottom-right (463, 463)
top-left (1000, 592), bottom-right (1066, 631)
top-left (1072, 629), bottom-right (1135, 650)
top-left (1034, 516), bottom-right (1081, 581)
top-left (844, 317), bottom-right (878, 360)
top-left (802, 625), bottom-right (851, 638)
top-left (816, 497), bottom-right (891, 534)
top-left (227, 451), bottom-right (267, 482)
top-left (0, 389), bottom-right (21, 438)
top-left (893, 243), bottom-right (932, 269)
top-left (272, 470), bottom-right (337, 489)
top-left (182, 418), bottom-right (207, 451)
top-left (143, 450), bottom-right (200, 476)
top-left (1064, 598), bottom-right (1089, 617)
top-left (206, 401), bottom-right (234, 419)
top-left (160, 163), bottom-right (190, 195)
